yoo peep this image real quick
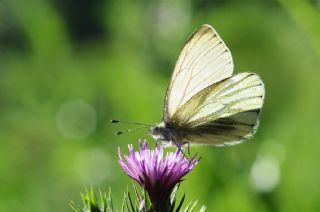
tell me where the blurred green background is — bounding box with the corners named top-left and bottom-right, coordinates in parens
top-left (1, 0), bottom-right (320, 211)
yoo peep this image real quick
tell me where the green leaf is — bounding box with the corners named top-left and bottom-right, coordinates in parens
top-left (188, 200), bottom-right (198, 212)
top-left (98, 190), bottom-right (106, 211)
top-left (170, 184), bottom-right (180, 205)
top-left (127, 190), bottom-right (136, 212)
top-left (132, 181), bottom-right (142, 203)
top-left (124, 192), bottom-right (134, 212)
top-left (107, 187), bottom-right (114, 212)
top-left (121, 193), bottom-right (126, 212)
top-left (175, 193), bottom-right (185, 212)
top-left (183, 201), bottom-right (192, 212)
top-left (199, 205), bottom-right (206, 212)
top-left (143, 189), bottom-right (151, 211)
top-left (70, 200), bottom-right (84, 212)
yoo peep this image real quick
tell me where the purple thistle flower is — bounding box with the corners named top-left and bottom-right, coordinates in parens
top-left (118, 140), bottom-right (199, 211)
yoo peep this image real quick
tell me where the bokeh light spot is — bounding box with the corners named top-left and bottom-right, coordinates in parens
top-left (250, 155), bottom-right (280, 193)
top-left (74, 148), bottom-right (113, 185)
top-left (55, 99), bottom-right (96, 139)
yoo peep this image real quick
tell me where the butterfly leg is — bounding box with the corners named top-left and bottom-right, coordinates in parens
top-left (155, 139), bottom-right (162, 148)
top-left (187, 141), bottom-right (191, 158)
top-left (171, 140), bottom-right (190, 160)
top-left (184, 141), bottom-right (199, 161)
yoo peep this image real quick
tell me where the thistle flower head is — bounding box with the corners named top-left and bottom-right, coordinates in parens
top-left (118, 140), bottom-right (199, 211)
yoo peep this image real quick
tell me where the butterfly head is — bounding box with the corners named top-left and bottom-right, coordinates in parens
top-left (150, 122), bottom-right (171, 142)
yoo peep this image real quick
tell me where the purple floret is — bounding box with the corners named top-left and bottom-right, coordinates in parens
top-left (118, 140), bottom-right (198, 211)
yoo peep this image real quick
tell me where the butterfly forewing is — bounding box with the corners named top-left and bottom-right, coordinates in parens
top-left (164, 24), bottom-right (234, 122)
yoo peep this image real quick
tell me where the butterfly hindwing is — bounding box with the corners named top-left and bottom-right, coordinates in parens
top-left (182, 110), bottom-right (261, 146)
top-left (164, 24), bottom-right (234, 122)
top-left (170, 72), bottom-right (264, 146)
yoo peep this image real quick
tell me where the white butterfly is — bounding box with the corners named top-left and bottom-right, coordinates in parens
top-left (150, 24), bottom-right (265, 147)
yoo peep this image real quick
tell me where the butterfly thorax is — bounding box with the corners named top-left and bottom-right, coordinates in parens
top-left (150, 122), bottom-right (184, 143)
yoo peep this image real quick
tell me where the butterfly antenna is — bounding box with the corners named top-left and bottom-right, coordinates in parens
top-left (115, 126), bottom-right (149, 136)
top-left (111, 119), bottom-right (152, 127)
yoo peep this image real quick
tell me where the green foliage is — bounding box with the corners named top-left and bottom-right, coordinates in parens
top-left (1, 0), bottom-right (320, 211)
top-left (70, 187), bottom-right (110, 212)
top-left (71, 184), bottom-right (205, 212)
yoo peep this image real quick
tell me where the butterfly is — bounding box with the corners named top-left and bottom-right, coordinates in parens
top-left (150, 24), bottom-right (265, 147)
